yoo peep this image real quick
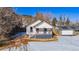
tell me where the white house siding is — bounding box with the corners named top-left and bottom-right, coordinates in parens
top-left (61, 30), bottom-right (74, 35)
top-left (34, 22), bottom-right (53, 34)
top-left (26, 26), bottom-right (36, 37)
top-left (35, 22), bottom-right (52, 28)
top-left (29, 20), bottom-right (41, 27)
top-left (26, 26), bottom-right (30, 34)
top-left (26, 20), bottom-right (53, 37)
top-left (26, 20), bottom-right (41, 34)
top-left (34, 30), bottom-right (52, 34)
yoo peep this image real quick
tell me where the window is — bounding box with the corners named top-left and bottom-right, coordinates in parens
top-left (30, 27), bottom-right (33, 32)
top-left (36, 28), bottom-right (39, 33)
top-left (44, 28), bottom-right (47, 33)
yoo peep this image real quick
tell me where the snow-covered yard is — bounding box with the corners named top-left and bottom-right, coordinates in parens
top-left (27, 35), bottom-right (79, 51)
top-left (1, 35), bottom-right (79, 51)
top-left (2, 44), bottom-right (28, 51)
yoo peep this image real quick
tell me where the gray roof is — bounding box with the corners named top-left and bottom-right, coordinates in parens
top-left (57, 26), bottom-right (79, 30)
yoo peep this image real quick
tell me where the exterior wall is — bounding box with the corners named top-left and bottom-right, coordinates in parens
top-left (26, 20), bottom-right (53, 37)
top-left (29, 20), bottom-right (41, 27)
top-left (61, 30), bottom-right (74, 35)
top-left (35, 22), bottom-right (52, 28)
top-left (26, 26), bottom-right (37, 37)
top-left (26, 20), bottom-right (42, 35)
top-left (26, 26), bottom-right (52, 37)
top-left (26, 26), bottom-right (30, 34)
top-left (26, 26), bottom-right (52, 34)
top-left (36, 31), bottom-right (52, 34)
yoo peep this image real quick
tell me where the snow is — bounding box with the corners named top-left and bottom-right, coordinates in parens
top-left (2, 44), bottom-right (28, 51)
top-left (2, 35), bottom-right (79, 51)
top-left (27, 35), bottom-right (79, 51)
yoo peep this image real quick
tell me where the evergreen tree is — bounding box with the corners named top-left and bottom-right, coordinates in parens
top-left (52, 17), bottom-right (57, 27)
top-left (63, 16), bottom-right (66, 26)
top-left (59, 16), bottom-right (63, 26)
top-left (65, 17), bottom-right (70, 26)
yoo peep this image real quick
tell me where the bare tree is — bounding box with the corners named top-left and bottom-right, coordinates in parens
top-left (35, 13), bottom-right (44, 20)
top-left (0, 7), bottom-right (23, 40)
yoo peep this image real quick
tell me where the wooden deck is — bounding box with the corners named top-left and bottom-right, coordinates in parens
top-left (29, 36), bottom-right (58, 42)
top-left (0, 35), bottom-right (58, 50)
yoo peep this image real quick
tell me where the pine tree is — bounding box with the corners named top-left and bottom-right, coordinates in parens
top-left (59, 16), bottom-right (63, 26)
top-left (52, 17), bottom-right (57, 27)
top-left (65, 17), bottom-right (70, 26)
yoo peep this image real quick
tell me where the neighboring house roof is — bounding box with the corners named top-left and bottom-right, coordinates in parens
top-left (67, 26), bottom-right (79, 30)
top-left (57, 26), bottom-right (79, 30)
top-left (61, 27), bottom-right (73, 30)
top-left (72, 26), bottom-right (79, 30)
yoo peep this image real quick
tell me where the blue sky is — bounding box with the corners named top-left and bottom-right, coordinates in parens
top-left (14, 7), bottom-right (79, 22)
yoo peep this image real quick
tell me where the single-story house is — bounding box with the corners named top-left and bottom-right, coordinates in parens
top-left (70, 26), bottom-right (79, 35)
top-left (58, 26), bottom-right (75, 36)
top-left (26, 20), bottom-right (53, 38)
top-left (74, 26), bottom-right (79, 31)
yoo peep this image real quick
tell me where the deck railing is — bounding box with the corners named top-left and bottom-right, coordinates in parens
top-left (29, 36), bottom-right (58, 42)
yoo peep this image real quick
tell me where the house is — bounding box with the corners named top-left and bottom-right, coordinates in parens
top-left (70, 26), bottom-right (79, 35)
top-left (26, 20), bottom-right (53, 38)
top-left (59, 26), bottom-right (75, 35)
top-left (74, 26), bottom-right (79, 31)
